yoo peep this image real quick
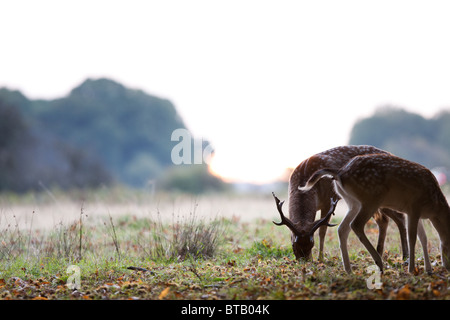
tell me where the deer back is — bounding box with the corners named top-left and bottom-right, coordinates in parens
top-left (337, 153), bottom-right (448, 217)
top-left (288, 145), bottom-right (390, 225)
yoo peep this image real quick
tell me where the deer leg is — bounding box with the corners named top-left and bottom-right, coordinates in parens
top-left (406, 214), bottom-right (419, 274)
top-left (318, 203), bottom-right (332, 261)
top-left (374, 210), bottom-right (389, 257)
top-left (417, 219), bottom-right (432, 274)
top-left (429, 217), bottom-right (450, 270)
top-left (318, 224), bottom-right (327, 261)
top-left (338, 202), bottom-right (360, 274)
top-left (381, 208), bottom-right (409, 260)
top-left (351, 205), bottom-right (384, 272)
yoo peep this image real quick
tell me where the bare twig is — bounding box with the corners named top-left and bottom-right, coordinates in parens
top-left (78, 204), bottom-right (84, 261)
top-left (126, 266), bottom-right (155, 275)
top-left (107, 214), bottom-right (121, 260)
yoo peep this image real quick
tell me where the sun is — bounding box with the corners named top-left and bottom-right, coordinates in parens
top-left (207, 152), bottom-right (290, 185)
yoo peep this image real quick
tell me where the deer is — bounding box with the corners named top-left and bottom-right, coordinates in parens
top-left (272, 145), bottom-right (411, 262)
top-left (299, 153), bottom-right (446, 274)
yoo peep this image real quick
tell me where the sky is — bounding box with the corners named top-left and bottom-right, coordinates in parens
top-left (2, 1), bottom-right (450, 184)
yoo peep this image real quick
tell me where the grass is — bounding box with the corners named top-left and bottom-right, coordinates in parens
top-left (0, 191), bottom-right (449, 300)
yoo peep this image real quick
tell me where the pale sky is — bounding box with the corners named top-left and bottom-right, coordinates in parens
top-left (2, 1), bottom-right (450, 184)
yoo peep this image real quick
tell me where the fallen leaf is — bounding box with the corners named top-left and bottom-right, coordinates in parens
top-left (32, 296), bottom-right (48, 300)
top-left (227, 260), bottom-right (236, 266)
top-left (158, 287), bottom-right (170, 300)
top-left (428, 280), bottom-right (447, 297)
top-left (396, 284), bottom-right (411, 300)
top-left (233, 247), bottom-right (243, 253)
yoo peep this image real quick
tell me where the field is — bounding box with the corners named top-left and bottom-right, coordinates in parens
top-left (0, 187), bottom-right (449, 302)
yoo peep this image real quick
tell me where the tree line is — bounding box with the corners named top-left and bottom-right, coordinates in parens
top-left (0, 78), bottom-right (227, 193)
top-left (349, 106), bottom-right (450, 171)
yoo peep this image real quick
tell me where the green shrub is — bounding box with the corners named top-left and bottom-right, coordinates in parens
top-left (138, 211), bottom-right (226, 261)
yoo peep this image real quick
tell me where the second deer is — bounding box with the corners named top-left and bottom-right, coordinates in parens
top-left (299, 153), bottom-right (447, 274)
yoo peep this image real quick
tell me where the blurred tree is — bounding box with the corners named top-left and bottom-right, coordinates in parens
top-left (158, 164), bottom-right (229, 194)
top-left (0, 99), bottom-right (31, 191)
top-left (28, 78), bottom-right (188, 186)
top-left (0, 96), bottom-right (112, 192)
top-left (349, 106), bottom-right (450, 169)
top-left (0, 78), bottom-right (227, 192)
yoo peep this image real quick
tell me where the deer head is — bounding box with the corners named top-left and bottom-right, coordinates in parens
top-left (272, 192), bottom-right (338, 260)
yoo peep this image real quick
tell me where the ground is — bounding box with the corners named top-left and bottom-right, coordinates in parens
top-left (0, 189), bottom-right (448, 300)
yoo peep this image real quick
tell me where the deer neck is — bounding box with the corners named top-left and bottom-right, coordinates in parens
top-left (288, 187), bottom-right (319, 231)
top-left (288, 154), bottom-right (337, 230)
top-left (430, 200), bottom-right (450, 245)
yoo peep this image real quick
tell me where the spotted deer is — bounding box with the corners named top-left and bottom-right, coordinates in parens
top-left (273, 145), bottom-right (410, 261)
top-left (299, 153), bottom-right (446, 274)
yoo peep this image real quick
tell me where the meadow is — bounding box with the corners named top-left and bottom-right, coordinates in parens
top-left (0, 187), bottom-right (448, 301)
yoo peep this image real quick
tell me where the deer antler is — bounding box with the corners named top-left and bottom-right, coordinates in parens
top-left (310, 197), bottom-right (339, 235)
top-left (272, 192), bottom-right (301, 235)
